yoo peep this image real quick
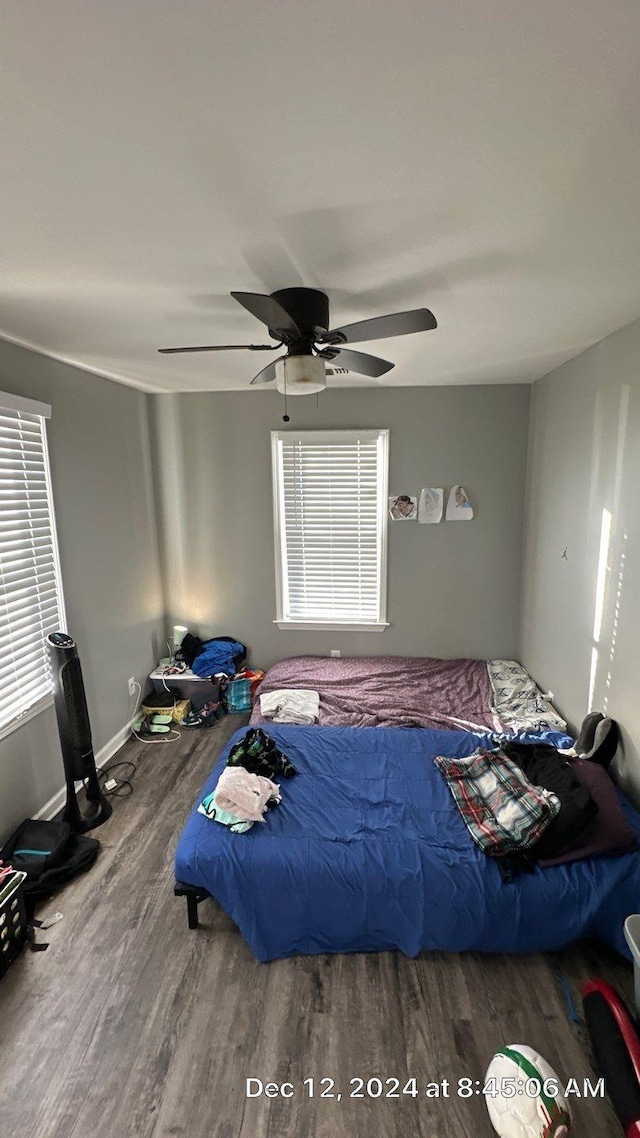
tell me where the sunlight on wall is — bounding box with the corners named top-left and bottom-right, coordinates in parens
top-left (586, 382), bottom-right (631, 714)
top-left (586, 387), bottom-right (604, 525)
top-left (588, 507), bottom-right (612, 711)
top-left (592, 508), bottom-right (612, 644)
top-left (151, 396), bottom-right (222, 632)
top-left (603, 532), bottom-right (627, 714)
top-left (152, 396), bottom-right (217, 629)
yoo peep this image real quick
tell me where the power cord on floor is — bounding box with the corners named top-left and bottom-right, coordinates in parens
top-left (97, 760), bottom-right (137, 798)
top-left (82, 759), bottom-right (138, 802)
top-left (82, 681), bottom-right (181, 804)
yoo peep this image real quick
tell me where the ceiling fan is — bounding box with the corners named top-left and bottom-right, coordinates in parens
top-left (158, 288), bottom-right (437, 391)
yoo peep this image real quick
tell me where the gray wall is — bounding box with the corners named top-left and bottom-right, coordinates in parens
top-left (520, 318), bottom-right (640, 803)
top-left (0, 339), bottom-right (164, 842)
top-left (151, 384), bottom-right (530, 669)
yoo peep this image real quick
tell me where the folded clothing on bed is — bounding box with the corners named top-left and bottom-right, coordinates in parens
top-left (433, 749), bottom-right (561, 857)
top-left (260, 688), bottom-right (320, 725)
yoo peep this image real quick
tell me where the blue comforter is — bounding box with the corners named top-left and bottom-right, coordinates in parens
top-left (174, 725), bottom-right (640, 962)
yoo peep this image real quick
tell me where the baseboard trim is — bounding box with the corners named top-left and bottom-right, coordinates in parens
top-left (34, 723), bottom-right (131, 823)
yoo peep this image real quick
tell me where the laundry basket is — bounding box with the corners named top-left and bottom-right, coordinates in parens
top-left (0, 870), bottom-right (28, 978)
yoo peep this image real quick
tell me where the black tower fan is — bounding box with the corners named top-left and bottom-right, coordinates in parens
top-left (47, 632), bottom-right (112, 833)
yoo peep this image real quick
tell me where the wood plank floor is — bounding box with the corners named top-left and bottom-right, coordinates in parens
top-left (0, 717), bottom-right (632, 1137)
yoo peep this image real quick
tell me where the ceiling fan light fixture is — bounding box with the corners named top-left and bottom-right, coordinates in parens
top-left (275, 355), bottom-right (326, 395)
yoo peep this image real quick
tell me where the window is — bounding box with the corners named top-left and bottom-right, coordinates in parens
top-left (0, 390), bottom-right (66, 738)
top-left (271, 429), bottom-right (389, 630)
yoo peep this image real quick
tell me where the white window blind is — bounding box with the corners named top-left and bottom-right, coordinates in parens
top-left (272, 429), bottom-right (389, 629)
top-left (0, 394), bottom-right (66, 735)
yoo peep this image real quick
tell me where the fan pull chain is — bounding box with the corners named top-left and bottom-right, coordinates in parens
top-left (282, 370), bottom-right (290, 422)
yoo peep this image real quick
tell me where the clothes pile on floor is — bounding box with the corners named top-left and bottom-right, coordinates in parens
top-left (198, 728), bottom-right (296, 833)
top-left (435, 714), bottom-right (634, 882)
top-left (182, 696), bottom-right (227, 728)
top-left (150, 632), bottom-right (263, 727)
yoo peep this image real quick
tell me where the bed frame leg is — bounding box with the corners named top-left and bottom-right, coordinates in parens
top-left (174, 882), bottom-right (211, 930)
top-left (186, 892), bottom-right (199, 929)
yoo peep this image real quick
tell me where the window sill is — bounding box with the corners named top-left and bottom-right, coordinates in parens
top-left (0, 693), bottom-right (54, 745)
top-left (274, 621), bottom-right (389, 632)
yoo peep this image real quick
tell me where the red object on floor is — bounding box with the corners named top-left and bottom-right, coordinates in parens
top-left (582, 978), bottom-right (640, 1138)
top-left (582, 980), bottom-right (640, 1085)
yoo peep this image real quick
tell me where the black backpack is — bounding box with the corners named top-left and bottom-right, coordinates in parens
top-left (0, 818), bottom-right (100, 906)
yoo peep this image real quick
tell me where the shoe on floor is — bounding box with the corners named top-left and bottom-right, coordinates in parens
top-left (132, 714), bottom-right (163, 738)
top-left (183, 701), bottom-right (226, 728)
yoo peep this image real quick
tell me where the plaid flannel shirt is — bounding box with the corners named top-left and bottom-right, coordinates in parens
top-left (434, 747), bottom-right (561, 857)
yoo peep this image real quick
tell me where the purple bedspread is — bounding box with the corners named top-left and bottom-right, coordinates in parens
top-left (250, 655), bottom-right (502, 732)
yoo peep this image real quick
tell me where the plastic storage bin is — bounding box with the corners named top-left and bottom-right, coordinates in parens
top-left (149, 669), bottom-right (220, 711)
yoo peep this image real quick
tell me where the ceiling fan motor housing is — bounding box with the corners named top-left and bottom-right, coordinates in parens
top-left (269, 288), bottom-right (330, 343)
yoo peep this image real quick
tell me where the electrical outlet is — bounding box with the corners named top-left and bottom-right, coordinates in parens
top-left (128, 676), bottom-right (136, 697)
top-left (330, 649), bottom-right (341, 658)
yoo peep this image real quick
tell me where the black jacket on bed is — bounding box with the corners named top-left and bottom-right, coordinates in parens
top-left (501, 741), bottom-right (599, 859)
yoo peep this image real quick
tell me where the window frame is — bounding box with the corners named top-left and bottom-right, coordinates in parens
top-left (271, 428), bottom-right (389, 632)
top-left (0, 388), bottom-right (67, 742)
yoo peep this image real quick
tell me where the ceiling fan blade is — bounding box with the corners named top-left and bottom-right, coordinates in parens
top-left (158, 343), bottom-right (277, 354)
top-left (231, 291), bottom-right (301, 336)
top-left (320, 308), bottom-right (437, 345)
top-left (250, 357), bottom-right (284, 385)
top-left (329, 348), bottom-right (394, 377)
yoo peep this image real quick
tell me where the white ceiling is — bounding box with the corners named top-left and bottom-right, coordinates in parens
top-left (1, 0), bottom-right (640, 393)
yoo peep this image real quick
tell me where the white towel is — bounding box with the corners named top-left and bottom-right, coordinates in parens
top-left (260, 688), bottom-right (320, 725)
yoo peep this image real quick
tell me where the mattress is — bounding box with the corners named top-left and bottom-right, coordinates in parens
top-left (250, 654), bottom-right (566, 735)
top-left (174, 724), bottom-right (640, 963)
